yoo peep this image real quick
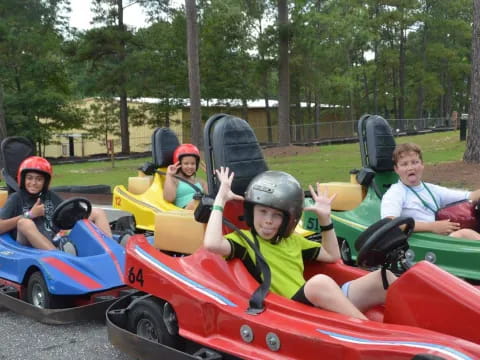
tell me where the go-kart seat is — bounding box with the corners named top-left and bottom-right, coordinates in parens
top-left (358, 114), bottom-right (396, 172)
top-left (152, 127), bottom-right (180, 169)
top-left (127, 128), bottom-right (180, 195)
top-left (0, 136), bottom-right (35, 194)
top-left (203, 114), bottom-right (268, 231)
top-left (357, 114), bottom-right (397, 197)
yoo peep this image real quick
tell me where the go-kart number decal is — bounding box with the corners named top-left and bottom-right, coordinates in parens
top-left (306, 217), bottom-right (318, 230)
top-left (115, 197), bottom-right (121, 206)
top-left (128, 267), bottom-right (144, 287)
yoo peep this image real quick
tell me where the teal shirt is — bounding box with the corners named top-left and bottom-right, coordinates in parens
top-left (225, 230), bottom-right (321, 298)
top-left (175, 181), bottom-right (202, 208)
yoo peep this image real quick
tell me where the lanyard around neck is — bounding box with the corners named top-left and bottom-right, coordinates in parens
top-left (407, 182), bottom-right (440, 213)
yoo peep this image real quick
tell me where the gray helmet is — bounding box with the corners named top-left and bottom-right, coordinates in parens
top-left (244, 171), bottom-right (304, 241)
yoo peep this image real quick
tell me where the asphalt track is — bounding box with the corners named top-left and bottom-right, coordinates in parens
top-left (0, 204), bottom-right (135, 360)
top-left (0, 306), bottom-right (134, 360)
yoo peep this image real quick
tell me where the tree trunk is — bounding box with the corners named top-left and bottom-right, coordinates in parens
top-left (398, 25), bottom-right (406, 122)
top-left (416, 23), bottom-right (427, 118)
top-left (0, 84), bottom-right (7, 141)
top-left (117, 0), bottom-right (130, 154)
top-left (464, 0), bottom-right (480, 162)
top-left (277, 0), bottom-right (290, 146)
top-left (185, 0), bottom-right (202, 147)
top-left (119, 91), bottom-right (130, 154)
top-left (263, 70), bottom-right (273, 143)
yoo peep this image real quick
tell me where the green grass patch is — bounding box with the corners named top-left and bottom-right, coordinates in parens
top-left (3, 130), bottom-right (466, 191)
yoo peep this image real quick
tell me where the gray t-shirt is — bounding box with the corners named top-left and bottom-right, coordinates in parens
top-left (0, 190), bottom-right (63, 240)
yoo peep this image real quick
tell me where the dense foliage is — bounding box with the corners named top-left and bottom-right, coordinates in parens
top-left (0, 0), bottom-right (477, 152)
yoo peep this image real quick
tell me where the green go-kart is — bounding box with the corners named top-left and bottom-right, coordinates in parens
top-left (303, 114), bottom-right (480, 282)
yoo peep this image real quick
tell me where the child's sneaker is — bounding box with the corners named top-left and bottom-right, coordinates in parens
top-left (60, 241), bottom-right (77, 256)
top-left (53, 232), bottom-right (77, 256)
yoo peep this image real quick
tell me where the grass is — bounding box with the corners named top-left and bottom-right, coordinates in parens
top-left (4, 130), bottom-right (467, 191)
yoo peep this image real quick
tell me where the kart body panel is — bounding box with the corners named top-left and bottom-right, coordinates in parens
top-left (113, 171), bottom-right (182, 232)
top-left (107, 233), bottom-right (480, 359)
top-left (0, 219), bottom-right (127, 323)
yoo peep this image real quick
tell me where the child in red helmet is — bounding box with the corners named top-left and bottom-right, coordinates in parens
top-left (204, 167), bottom-right (396, 320)
top-left (0, 156), bottom-right (112, 251)
top-left (163, 143), bottom-right (207, 210)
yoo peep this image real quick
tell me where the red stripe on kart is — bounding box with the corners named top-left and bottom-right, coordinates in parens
top-left (84, 220), bottom-right (124, 282)
top-left (42, 257), bottom-right (103, 290)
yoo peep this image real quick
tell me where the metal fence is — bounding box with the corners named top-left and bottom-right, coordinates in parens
top-left (47, 117), bottom-right (454, 159)
top-left (256, 117), bottom-right (453, 145)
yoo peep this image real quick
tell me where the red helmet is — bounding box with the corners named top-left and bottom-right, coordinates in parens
top-left (17, 156), bottom-right (53, 191)
top-left (173, 144), bottom-right (200, 169)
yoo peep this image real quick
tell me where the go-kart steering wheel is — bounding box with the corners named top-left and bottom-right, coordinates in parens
top-left (52, 197), bottom-right (92, 230)
top-left (355, 217), bottom-right (414, 268)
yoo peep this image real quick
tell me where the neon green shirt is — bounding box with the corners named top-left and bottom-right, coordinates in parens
top-left (225, 230), bottom-right (321, 298)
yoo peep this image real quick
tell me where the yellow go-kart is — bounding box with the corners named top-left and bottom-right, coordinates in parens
top-left (112, 116), bottom-right (315, 241)
top-left (112, 128), bottom-right (199, 233)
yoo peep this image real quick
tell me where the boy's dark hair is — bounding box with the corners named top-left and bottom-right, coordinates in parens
top-left (392, 143), bottom-right (423, 165)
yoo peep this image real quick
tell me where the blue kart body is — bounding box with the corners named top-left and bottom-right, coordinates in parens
top-left (0, 219), bottom-right (125, 297)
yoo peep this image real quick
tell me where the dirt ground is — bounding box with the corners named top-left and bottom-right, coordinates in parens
top-left (422, 162), bottom-right (480, 189)
top-left (263, 145), bottom-right (480, 190)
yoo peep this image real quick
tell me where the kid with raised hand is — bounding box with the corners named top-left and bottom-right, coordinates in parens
top-left (163, 143), bottom-right (207, 210)
top-left (204, 167), bottom-right (395, 320)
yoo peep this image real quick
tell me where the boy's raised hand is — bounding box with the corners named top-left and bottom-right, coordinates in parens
top-left (304, 183), bottom-right (336, 224)
top-left (215, 167), bottom-right (244, 203)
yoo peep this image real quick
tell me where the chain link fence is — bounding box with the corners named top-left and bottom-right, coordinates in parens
top-left (46, 117), bottom-right (454, 159)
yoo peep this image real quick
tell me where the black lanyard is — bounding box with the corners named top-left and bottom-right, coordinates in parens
top-left (407, 182), bottom-right (440, 213)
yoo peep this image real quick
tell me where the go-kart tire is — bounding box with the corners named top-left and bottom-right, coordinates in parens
top-left (26, 272), bottom-right (60, 309)
top-left (127, 297), bottom-right (185, 349)
top-left (338, 238), bottom-right (354, 265)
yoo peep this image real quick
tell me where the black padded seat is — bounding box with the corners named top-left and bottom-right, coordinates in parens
top-left (151, 127), bottom-right (180, 168)
top-left (204, 114), bottom-right (268, 196)
top-left (0, 136), bottom-right (35, 193)
top-left (358, 114), bottom-right (396, 172)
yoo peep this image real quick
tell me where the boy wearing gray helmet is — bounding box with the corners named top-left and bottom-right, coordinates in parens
top-left (204, 167), bottom-right (395, 320)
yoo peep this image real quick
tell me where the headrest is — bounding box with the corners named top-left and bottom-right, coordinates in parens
top-left (151, 128), bottom-right (180, 168)
top-left (359, 115), bottom-right (395, 172)
top-left (207, 114), bottom-right (268, 196)
top-left (0, 136), bottom-right (35, 193)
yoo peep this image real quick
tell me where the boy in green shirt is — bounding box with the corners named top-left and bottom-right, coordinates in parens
top-left (204, 167), bottom-right (396, 320)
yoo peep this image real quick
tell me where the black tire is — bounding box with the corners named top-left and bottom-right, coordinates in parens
top-left (412, 355), bottom-right (446, 360)
top-left (338, 238), bottom-right (354, 265)
top-left (127, 297), bottom-right (184, 349)
top-left (26, 272), bottom-right (59, 309)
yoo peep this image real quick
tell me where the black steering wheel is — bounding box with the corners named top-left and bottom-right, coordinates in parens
top-left (355, 217), bottom-right (414, 268)
top-left (52, 197), bottom-right (92, 230)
